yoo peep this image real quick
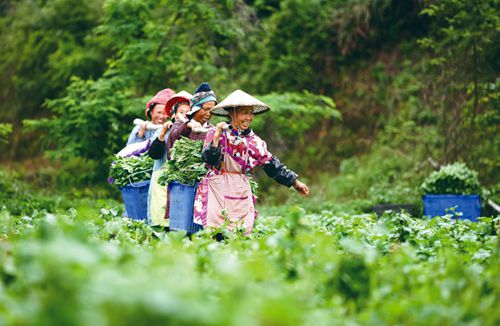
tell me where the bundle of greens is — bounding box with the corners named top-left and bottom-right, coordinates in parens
top-left (420, 162), bottom-right (482, 195)
top-left (158, 137), bottom-right (207, 186)
top-left (108, 153), bottom-right (154, 187)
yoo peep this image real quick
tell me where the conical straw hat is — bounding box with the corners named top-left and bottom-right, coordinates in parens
top-left (210, 90), bottom-right (270, 117)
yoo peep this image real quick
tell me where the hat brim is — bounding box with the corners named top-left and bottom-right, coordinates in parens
top-left (210, 90), bottom-right (270, 117)
top-left (210, 105), bottom-right (270, 117)
top-left (187, 98), bottom-right (217, 117)
top-left (165, 91), bottom-right (192, 116)
top-left (166, 97), bottom-right (190, 109)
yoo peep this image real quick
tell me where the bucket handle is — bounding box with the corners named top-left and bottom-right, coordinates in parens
top-left (127, 171), bottom-right (150, 188)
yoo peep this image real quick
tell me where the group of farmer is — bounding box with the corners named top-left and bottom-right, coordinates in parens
top-left (125, 82), bottom-right (309, 236)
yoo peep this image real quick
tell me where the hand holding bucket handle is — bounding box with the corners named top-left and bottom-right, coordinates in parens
top-left (192, 123), bottom-right (232, 134)
top-left (133, 118), bottom-right (163, 131)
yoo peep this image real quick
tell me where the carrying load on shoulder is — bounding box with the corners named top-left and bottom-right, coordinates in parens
top-left (146, 90), bottom-right (193, 226)
top-left (109, 88), bottom-right (176, 220)
top-left (149, 82), bottom-right (217, 234)
top-left (193, 90), bottom-right (309, 235)
top-left (127, 88), bottom-right (175, 145)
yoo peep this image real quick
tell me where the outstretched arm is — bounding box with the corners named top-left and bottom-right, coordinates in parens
top-left (262, 156), bottom-right (298, 187)
top-left (263, 156), bottom-right (309, 196)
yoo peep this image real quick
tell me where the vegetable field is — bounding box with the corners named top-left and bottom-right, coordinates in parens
top-left (1, 0), bottom-right (499, 324)
top-left (1, 205), bottom-right (498, 325)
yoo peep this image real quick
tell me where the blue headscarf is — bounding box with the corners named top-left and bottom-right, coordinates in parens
top-left (187, 82), bottom-right (217, 117)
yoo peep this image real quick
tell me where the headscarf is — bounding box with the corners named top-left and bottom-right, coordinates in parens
top-left (145, 88), bottom-right (175, 118)
top-left (187, 82), bottom-right (217, 118)
top-left (165, 90), bottom-right (192, 116)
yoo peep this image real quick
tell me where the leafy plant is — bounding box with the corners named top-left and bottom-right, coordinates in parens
top-left (249, 177), bottom-right (259, 197)
top-left (418, 0), bottom-right (499, 173)
top-left (158, 137), bottom-right (207, 186)
top-left (0, 123), bottom-right (12, 144)
top-left (0, 200), bottom-right (498, 325)
top-left (420, 162), bottom-right (482, 195)
top-left (0, 171), bottom-right (499, 324)
top-left (108, 153), bottom-right (153, 188)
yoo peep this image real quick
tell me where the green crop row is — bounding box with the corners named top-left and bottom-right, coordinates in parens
top-left (0, 204), bottom-right (498, 325)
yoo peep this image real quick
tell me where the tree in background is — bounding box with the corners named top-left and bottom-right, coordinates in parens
top-left (0, 0), bottom-right (106, 159)
top-left (419, 0), bottom-right (499, 182)
top-left (1, 0), bottom-right (498, 195)
top-left (243, 0), bottom-right (426, 93)
top-left (22, 0), bottom-right (271, 187)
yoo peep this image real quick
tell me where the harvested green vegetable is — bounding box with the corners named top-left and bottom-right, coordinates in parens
top-left (249, 177), bottom-right (259, 197)
top-left (158, 137), bottom-right (207, 186)
top-left (158, 137), bottom-right (261, 192)
top-left (420, 162), bottom-right (482, 195)
top-left (108, 153), bottom-right (153, 187)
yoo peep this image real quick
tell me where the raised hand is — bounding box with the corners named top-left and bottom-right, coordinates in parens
top-left (158, 120), bottom-right (173, 141)
top-left (212, 121), bottom-right (228, 147)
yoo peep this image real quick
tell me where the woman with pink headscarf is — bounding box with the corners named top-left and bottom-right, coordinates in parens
top-left (126, 88), bottom-right (175, 145)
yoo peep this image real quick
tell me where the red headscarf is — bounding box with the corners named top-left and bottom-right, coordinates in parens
top-left (145, 88), bottom-right (175, 118)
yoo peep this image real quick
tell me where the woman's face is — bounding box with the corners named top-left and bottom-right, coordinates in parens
top-left (192, 101), bottom-right (215, 124)
top-left (150, 104), bottom-right (166, 124)
top-left (230, 106), bottom-right (254, 130)
top-left (176, 102), bottom-right (190, 119)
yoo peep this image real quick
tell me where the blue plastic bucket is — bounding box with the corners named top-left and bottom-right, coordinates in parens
top-left (422, 195), bottom-right (481, 221)
top-left (168, 181), bottom-right (202, 233)
top-left (120, 180), bottom-right (150, 220)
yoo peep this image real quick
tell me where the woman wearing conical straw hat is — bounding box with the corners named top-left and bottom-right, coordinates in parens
top-left (193, 90), bottom-right (309, 235)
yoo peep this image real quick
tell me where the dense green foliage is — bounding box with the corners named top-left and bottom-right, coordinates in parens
top-left (1, 0), bottom-right (497, 196)
top-left (108, 153), bottom-right (153, 188)
top-left (0, 123), bottom-right (12, 144)
top-left (0, 0), bottom-right (106, 157)
top-left (0, 202), bottom-right (498, 324)
top-left (418, 0), bottom-right (500, 178)
top-left (420, 163), bottom-right (483, 195)
top-left (158, 137), bottom-right (207, 186)
top-left (254, 92), bottom-right (341, 171)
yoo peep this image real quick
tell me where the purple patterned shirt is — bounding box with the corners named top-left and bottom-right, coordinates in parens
top-left (203, 128), bottom-right (273, 175)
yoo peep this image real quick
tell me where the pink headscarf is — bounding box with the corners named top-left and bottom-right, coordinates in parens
top-left (145, 88), bottom-right (175, 118)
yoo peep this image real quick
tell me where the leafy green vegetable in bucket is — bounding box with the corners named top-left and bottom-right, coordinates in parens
top-left (108, 153), bottom-right (154, 187)
top-left (420, 162), bottom-right (482, 195)
top-left (158, 137), bottom-right (261, 193)
top-left (158, 137), bottom-right (207, 186)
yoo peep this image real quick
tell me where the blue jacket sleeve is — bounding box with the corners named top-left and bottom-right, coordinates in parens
top-left (127, 125), bottom-right (146, 145)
